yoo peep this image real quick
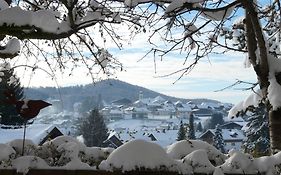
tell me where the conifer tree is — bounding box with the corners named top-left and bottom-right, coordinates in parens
top-left (188, 113), bottom-right (196, 139)
top-left (244, 103), bottom-right (270, 156)
top-left (196, 122), bottom-right (203, 132)
top-left (213, 124), bottom-right (225, 153)
top-left (77, 109), bottom-right (108, 147)
top-left (205, 112), bottom-right (224, 129)
top-left (177, 120), bottom-right (186, 141)
top-left (0, 63), bottom-right (25, 126)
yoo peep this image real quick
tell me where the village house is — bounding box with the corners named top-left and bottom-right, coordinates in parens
top-left (198, 129), bottom-right (246, 152)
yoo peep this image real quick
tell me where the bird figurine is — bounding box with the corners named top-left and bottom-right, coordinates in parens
top-left (4, 89), bottom-right (51, 155)
top-left (4, 89), bottom-right (51, 120)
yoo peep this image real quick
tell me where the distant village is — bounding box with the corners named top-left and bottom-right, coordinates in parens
top-left (0, 91), bottom-right (249, 153)
top-left (98, 91), bottom-right (247, 152)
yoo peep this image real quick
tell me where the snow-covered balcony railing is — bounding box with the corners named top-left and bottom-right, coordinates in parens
top-left (0, 136), bottom-right (280, 175)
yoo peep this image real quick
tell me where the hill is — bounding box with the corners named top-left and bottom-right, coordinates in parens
top-left (24, 79), bottom-right (220, 111)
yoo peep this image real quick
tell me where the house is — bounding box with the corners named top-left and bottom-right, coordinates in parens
top-left (198, 129), bottom-right (245, 152)
top-left (104, 132), bottom-right (123, 148)
top-left (175, 101), bottom-right (192, 118)
top-left (221, 122), bottom-right (243, 130)
top-left (154, 100), bottom-right (176, 117)
top-left (101, 106), bottom-right (124, 119)
top-left (128, 100), bottom-right (150, 118)
top-left (0, 124), bottom-right (63, 145)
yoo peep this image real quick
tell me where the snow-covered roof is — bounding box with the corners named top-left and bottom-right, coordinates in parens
top-left (199, 129), bottom-right (245, 141)
top-left (108, 129), bottom-right (179, 148)
top-left (0, 124), bottom-right (61, 144)
top-left (177, 106), bottom-right (192, 112)
top-left (153, 96), bottom-right (165, 102)
top-left (133, 107), bottom-right (150, 113)
top-left (175, 100), bottom-right (183, 107)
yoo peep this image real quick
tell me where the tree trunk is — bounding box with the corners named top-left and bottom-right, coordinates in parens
top-left (241, 1), bottom-right (281, 153)
top-left (269, 109), bottom-right (281, 153)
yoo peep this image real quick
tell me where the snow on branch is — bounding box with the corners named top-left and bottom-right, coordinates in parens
top-left (267, 53), bottom-right (281, 110)
top-left (0, 38), bottom-right (20, 58)
top-left (228, 89), bottom-right (263, 118)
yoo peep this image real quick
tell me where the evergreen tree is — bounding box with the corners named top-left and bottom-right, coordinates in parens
top-left (188, 113), bottom-right (196, 139)
top-left (0, 63), bottom-right (25, 126)
top-left (213, 124), bottom-right (225, 153)
top-left (244, 103), bottom-right (270, 156)
top-left (177, 120), bottom-right (186, 141)
top-left (205, 112), bottom-right (224, 129)
top-left (196, 122), bottom-right (203, 132)
top-left (77, 109), bottom-right (108, 147)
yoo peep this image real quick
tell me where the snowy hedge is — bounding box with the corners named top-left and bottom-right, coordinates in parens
top-left (0, 136), bottom-right (280, 175)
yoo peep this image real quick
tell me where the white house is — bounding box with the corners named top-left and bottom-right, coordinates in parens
top-left (175, 101), bottom-right (192, 118)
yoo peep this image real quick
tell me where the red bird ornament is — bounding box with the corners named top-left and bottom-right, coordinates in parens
top-left (4, 90), bottom-right (51, 120)
top-left (16, 99), bottom-right (51, 120)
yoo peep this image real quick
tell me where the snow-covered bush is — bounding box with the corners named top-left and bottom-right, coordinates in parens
top-left (8, 139), bottom-right (37, 156)
top-left (181, 149), bottom-right (215, 174)
top-left (0, 136), bottom-right (280, 175)
top-left (220, 150), bottom-right (256, 174)
top-left (166, 140), bottom-right (226, 166)
top-left (40, 135), bottom-right (85, 166)
top-left (81, 147), bottom-right (114, 167)
top-left (12, 156), bottom-right (49, 174)
top-left (99, 140), bottom-right (178, 172)
top-left (0, 143), bottom-right (16, 168)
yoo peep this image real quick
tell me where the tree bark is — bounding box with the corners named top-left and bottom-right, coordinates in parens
top-left (269, 109), bottom-right (281, 153)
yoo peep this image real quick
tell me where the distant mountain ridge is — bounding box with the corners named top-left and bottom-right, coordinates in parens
top-left (24, 79), bottom-right (220, 110)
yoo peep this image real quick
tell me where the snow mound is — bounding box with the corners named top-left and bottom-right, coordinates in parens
top-left (220, 151), bottom-right (256, 174)
top-left (8, 139), bottom-right (37, 156)
top-left (56, 141), bottom-right (86, 166)
top-left (62, 158), bottom-right (93, 170)
top-left (82, 147), bottom-right (114, 166)
top-left (253, 152), bottom-right (281, 174)
top-left (99, 139), bottom-right (177, 172)
top-left (182, 149), bottom-right (215, 174)
top-left (166, 140), bottom-right (226, 165)
top-left (0, 38), bottom-right (21, 56)
top-left (0, 143), bottom-right (16, 161)
top-left (12, 156), bottom-right (49, 174)
top-left (0, 0), bottom-right (9, 10)
top-left (43, 135), bottom-right (84, 148)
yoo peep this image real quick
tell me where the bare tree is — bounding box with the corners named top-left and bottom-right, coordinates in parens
top-left (1, 0), bottom-right (281, 152)
top-left (0, 0), bottom-right (145, 80)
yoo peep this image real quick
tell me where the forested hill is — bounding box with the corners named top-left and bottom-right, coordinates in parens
top-left (24, 79), bottom-right (220, 110)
